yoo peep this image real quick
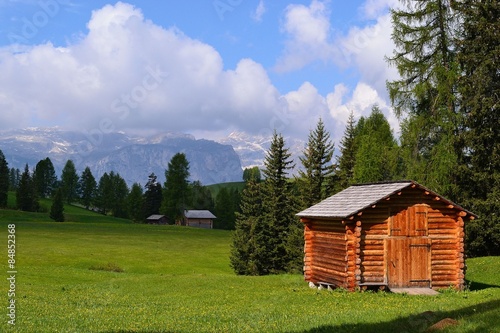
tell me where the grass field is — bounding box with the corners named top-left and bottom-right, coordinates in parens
top-left (0, 201), bottom-right (499, 332)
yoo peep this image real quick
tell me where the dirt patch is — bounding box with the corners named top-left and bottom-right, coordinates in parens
top-left (426, 318), bottom-right (459, 332)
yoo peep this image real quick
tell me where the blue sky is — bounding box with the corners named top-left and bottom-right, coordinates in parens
top-left (0, 0), bottom-right (399, 143)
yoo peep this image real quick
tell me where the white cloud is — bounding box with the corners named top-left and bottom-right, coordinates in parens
top-left (251, 0), bottom-right (266, 22)
top-left (274, 0), bottom-right (336, 72)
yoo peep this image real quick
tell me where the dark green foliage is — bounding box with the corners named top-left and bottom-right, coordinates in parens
top-left (335, 111), bottom-right (357, 191)
top-left (95, 172), bottom-right (112, 215)
top-left (242, 166), bottom-right (261, 182)
top-left (127, 183), bottom-right (144, 223)
top-left (34, 157), bottom-right (57, 198)
top-left (352, 106), bottom-right (400, 183)
top-left (162, 153), bottom-right (190, 223)
top-left (298, 118), bottom-right (335, 208)
top-left (214, 187), bottom-right (240, 230)
top-left (143, 173), bottom-right (162, 220)
top-left (0, 150), bottom-right (9, 207)
top-left (16, 164), bottom-right (39, 212)
top-left (189, 181), bottom-right (214, 211)
top-left (61, 160), bottom-right (79, 204)
top-left (49, 187), bottom-right (65, 222)
top-left (455, 0), bottom-right (500, 256)
top-left (109, 172), bottom-right (129, 218)
top-left (9, 167), bottom-right (20, 191)
top-left (387, 0), bottom-right (460, 199)
top-left (79, 167), bottom-right (96, 209)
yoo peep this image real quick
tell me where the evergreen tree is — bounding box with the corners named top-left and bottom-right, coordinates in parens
top-left (79, 167), bottom-right (97, 209)
top-left (455, 0), bottom-right (500, 256)
top-left (0, 150), bottom-right (9, 208)
top-left (298, 118), bottom-right (335, 207)
top-left (189, 181), bottom-right (214, 211)
top-left (61, 160), bottom-right (79, 204)
top-left (33, 157), bottom-right (57, 198)
top-left (109, 172), bottom-right (129, 218)
top-left (242, 167), bottom-right (261, 182)
top-left (127, 183), bottom-right (145, 223)
top-left (95, 172), bottom-right (112, 215)
top-left (336, 111), bottom-right (358, 190)
top-left (352, 106), bottom-right (400, 183)
top-left (143, 173), bottom-right (163, 220)
top-left (49, 187), bottom-right (65, 222)
top-left (230, 179), bottom-right (263, 275)
top-left (387, 0), bottom-right (461, 198)
top-left (16, 164), bottom-right (39, 212)
top-left (259, 131), bottom-right (300, 274)
top-left (9, 167), bottom-right (20, 191)
top-left (162, 153), bottom-right (190, 223)
top-left (214, 187), bottom-right (236, 230)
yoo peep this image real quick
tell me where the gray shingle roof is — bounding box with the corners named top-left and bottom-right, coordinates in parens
top-left (296, 181), bottom-right (414, 218)
top-left (146, 214), bottom-right (166, 220)
top-left (184, 210), bottom-right (216, 219)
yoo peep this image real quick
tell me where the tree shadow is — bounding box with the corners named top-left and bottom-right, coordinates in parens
top-left (292, 299), bottom-right (500, 333)
top-left (466, 279), bottom-right (500, 291)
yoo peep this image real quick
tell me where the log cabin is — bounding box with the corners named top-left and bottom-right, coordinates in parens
top-left (296, 181), bottom-right (477, 291)
top-left (184, 210), bottom-right (216, 229)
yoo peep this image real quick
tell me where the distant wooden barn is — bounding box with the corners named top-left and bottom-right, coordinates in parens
top-left (296, 181), bottom-right (477, 291)
top-left (146, 215), bottom-right (168, 225)
top-left (184, 210), bottom-right (216, 229)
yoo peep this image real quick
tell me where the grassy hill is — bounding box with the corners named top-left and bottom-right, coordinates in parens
top-left (0, 204), bottom-right (499, 332)
top-left (207, 181), bottom-right (245, 197)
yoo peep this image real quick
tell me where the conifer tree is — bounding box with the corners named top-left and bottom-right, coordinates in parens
top-left (162, 153), bottom-right (190, 223)
top-left (127, 183), bottom-right (145, 223)
top-left (143, 173), bottom-right (162, 220)
top-left (79, 166), bottom-right (96, 209)
top-left (34, 157), bottom-right (57, 198)
top-left (61, 160), bottom-right (79, 204)
top-left (0, 150), bottom-right (9, 208)
top-left (299, 118), bottom-right (335, 208)
top-left (95, 172), bottom-right (112, 215)
top-left (49, 187), bottom-right (65, 222)
top-left (16, 164), bottom-right (39, 212)
top-left (336, 111), bottom-right (357, 190)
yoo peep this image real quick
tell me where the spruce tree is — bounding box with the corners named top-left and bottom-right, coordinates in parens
top-left (0, 150), bottom-right (9, 208)
top-left (34, 157), bottom-right (57, 198)
top-left (95, 172), bottom-right (112, 215)
top-left (127, 183), bottom-right (145, 223)
top-left (16, 164), bottom-right (39, 212)
top-left (162, 153), bottom-right (190, 223)
top-left (79, 166), bottom-right (97, 209)
top-left (299, 118), bottom-right (335, 208)
top-left (143, 173), bottom-right (162, 220)
top-left (336, 111), bottom-right (357, 190)
top-left (109, 172), bottom-right (129, 218)
top-left (49, 187), bottom-right (65, 222)
top-left (61, 160), bottom-right (79, 204)
top-left (260, 131), bottom-right (300, 274)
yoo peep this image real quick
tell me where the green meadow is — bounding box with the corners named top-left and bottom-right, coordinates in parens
top-left (0, 201), bottom-right (499, 332)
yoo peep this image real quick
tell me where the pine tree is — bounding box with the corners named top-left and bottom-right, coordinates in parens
top-left (143, 173), bottom-right (162, 220)
top-left (95, 172), bottom-right (112, 215)
top-left (260, 131), bottom-right (300, 274)
top-left (49, 187), bottom-right (65, 222)
top-left (352, 106), bottom-right (400, 183)
top-left (127, 183), bottom-right (145, 223)
top-left (16, 164), bottom-right (39, 212)
top-left (299, 118), bottom-right (335, 208)
top-left (214, 187), bottom-right (236, 230)
top-left (336, 111), bottom-right (357, 190)
top-left (79, 167), bottom-right (96, 209)
top-left (162, 153), bottom-right (190, 223)
top-left (230, 179), bottom-right (263, 275)
top-left (189, 181), bottom-right (214, 211)
top-left (33, 157), bottom-right (57, 198)
top-left (61, 160), bottom-right (79, 204)
top-left (9, 168), bottom-right (20, 191)
top-left (0, 150), bottom-right (9, 208)
top-left (109, 172), bottom-right (129, 218)
top-left (387, 0), bottom-right (461, 198)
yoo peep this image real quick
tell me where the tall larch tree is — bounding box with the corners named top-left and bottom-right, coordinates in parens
top-left (0, 150), bottom-right (9, 208)
top-left (162, 153), bottom-right (190, 223)
top-left (387, 0), bottom-right (461, 198)
top-left (298, 118), bottom-right (335, 208)
top-left (34, 157), bottom-right (57, 198)
top-left (61, 160), bottom-right (79, 204)
top-left (455, 0), bottom-right (500, 256)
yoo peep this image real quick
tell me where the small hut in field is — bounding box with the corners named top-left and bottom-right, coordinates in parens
top-left (296, 181), bottom-right (477, 291)
top-left (146, 214), bottom-right (168, 225)
top-left (184, 210), bottom-right (216, 229)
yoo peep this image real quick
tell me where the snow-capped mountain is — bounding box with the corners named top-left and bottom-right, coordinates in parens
top-left (0, 128), bottom-right (242, 185)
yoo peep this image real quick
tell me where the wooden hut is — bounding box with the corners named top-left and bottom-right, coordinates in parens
top-left (146, 214), bottom-right (168, 224)
top-left (296, 181), bottom-right (477, 291)
top-left (184, 210), bottom-right (216, 229)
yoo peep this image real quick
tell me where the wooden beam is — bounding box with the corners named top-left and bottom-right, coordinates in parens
top-left (371, 204), bottom-right (376, 209)
top-left (357, 212), bottom-right (363, 216)
top-left (425, 191), bottom-right (430, 195)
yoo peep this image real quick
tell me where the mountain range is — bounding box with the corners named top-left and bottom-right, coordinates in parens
top-left (0, 128), bottom-right (306, 186)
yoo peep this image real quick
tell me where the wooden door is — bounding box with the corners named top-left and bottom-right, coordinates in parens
top-left (387, 238), bottom-right (430, 288)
